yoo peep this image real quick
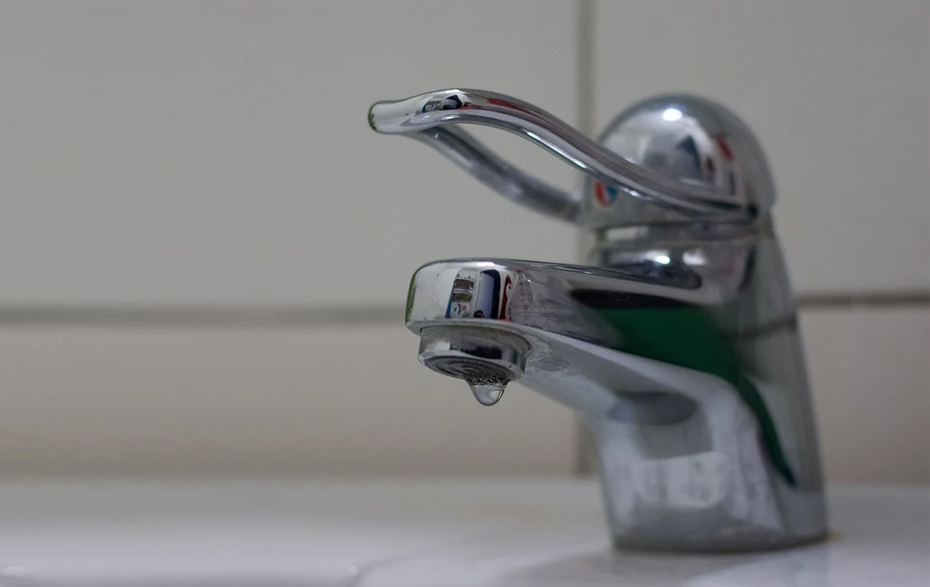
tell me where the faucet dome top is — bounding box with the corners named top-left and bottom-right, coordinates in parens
top-left (588, 94), bottom-right (776, 227)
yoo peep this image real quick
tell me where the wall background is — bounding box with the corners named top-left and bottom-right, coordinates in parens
top-left (0, 0), bottom-right (926, 483)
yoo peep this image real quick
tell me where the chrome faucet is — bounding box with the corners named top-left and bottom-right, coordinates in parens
top-left (368, 89), bottom-right (827, 552)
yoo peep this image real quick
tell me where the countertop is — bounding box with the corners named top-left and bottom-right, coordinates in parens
top-left (0, 478), bottom-right (925, 586)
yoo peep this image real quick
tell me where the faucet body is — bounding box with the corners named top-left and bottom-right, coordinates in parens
top-left (372, 89), bottom-right (827, 552)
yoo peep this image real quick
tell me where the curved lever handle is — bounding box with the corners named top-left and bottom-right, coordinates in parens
top-left (368, 89), bottom-right (748, 223)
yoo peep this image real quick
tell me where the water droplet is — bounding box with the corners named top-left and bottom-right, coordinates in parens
top-left (468, 380), bottom-right (507, 406)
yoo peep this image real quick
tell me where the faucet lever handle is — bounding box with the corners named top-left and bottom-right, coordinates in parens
top-left (368, 89), bottom-right (751, 223)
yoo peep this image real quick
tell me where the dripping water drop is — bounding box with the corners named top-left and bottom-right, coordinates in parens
top-left (467, 380), bottom-right (507, 406)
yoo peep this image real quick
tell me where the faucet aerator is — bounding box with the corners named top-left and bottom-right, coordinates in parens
top-left (416, 326), bottom-right (530, 406)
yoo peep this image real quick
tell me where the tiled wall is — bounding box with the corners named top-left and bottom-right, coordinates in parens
top-left (0, 0), bottom-right (582, 478)
top-left (0, 1), bottom-right (926, 483)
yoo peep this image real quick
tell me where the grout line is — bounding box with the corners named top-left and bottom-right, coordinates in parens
top-left (573, 0), bottom-right (597, 265)
top-left (575, 0), bottom-right (596, 138)
top-left (0, 304), bottom-right (403, 328)
top-left (797, 291), bottom-right (930, 308)
top-left (574, 0), bottom-right (597, 477)
top-left (0, 292), bottom-right (924, 328)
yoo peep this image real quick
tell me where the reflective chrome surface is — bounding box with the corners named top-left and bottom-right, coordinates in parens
top-left (369, 89), bottom-right (770, 225)
top-left (371, 89), bottom-right (827, 552)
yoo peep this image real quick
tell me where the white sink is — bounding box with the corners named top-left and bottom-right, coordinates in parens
top-left (0, 479), bottom-right (925, 586)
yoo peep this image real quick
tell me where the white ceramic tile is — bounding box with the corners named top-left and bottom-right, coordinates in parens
top-left (800, 306), bottom-right (930, 483)
top-left (0, 1), bottom-right (580, 305)
top-left (0, 323), bottom-right (576, 475)
top-left (594, 0), bottom-right (930, 293)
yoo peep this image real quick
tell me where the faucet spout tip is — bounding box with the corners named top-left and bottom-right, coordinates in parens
top-left (416, 325), bottom-right (529, 406)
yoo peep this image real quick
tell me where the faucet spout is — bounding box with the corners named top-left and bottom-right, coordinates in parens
top-left (406, 241), bottom-right (826, 551)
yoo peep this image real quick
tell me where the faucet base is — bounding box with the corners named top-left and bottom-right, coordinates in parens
top-left (587, 416), bottom-right (829, 553)
top-left (611, 532), bottom-right (829, 554)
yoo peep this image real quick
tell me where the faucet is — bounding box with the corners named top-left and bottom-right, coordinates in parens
top-left (368, 89), bottom-right (827, 552)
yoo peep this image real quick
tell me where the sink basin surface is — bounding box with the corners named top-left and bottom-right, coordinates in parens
top-left (0, 479), bottom-right (925, 586)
